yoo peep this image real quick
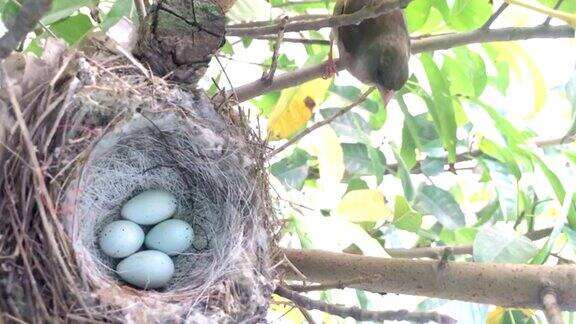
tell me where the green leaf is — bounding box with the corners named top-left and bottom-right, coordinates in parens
top-left (482, 158), bottom-right (519, 221)
top-left (474, 199), bottom-right (500, 226)
top-left (531, 190), bottom-right (575, 264)
top-left (401, 121), bottom-right (417, 169)
top-left (341, 143), bottom-right (386, 178)
top-left (405, 0), bottom-right (432, 32)
top-left (530, 151), bottom-right (576, 228)
top-left (442, 47), bottom-right (487, 98)
top-left (398, 96), bottom-right (421, 169)
top-left (320, 108), bottom-right (370, 143)
top-left (448, 0), bottom-right (492, 31)
top-left (392, 148), bottom-right (415, 201)
top-left (254, 90), bottom-right (281, 117)
top-left (420, 157), bottom-right (445, 176)
top-left (474, 101), bottom-right (534, 146)
top-left (100, 0), bottom-right (137, 31)
top-left (413, 184), bottom-right (466, 229)
top-left (393, 196), bottom-right (422, 232)
top-left (478, 138), bottom-right (521, 180)
top-left (331, 85), bottom-right (380, 114)
top-left (439, 227), bottom-right (478, 245)
top-left (346, 178), bottom-right (369, 193)
top-left (50, 14), bottom-right (93, 45)
top-left (420, 53), bottom-right (457, 162)
top-left (473, 224), bottom-right (538, 263)
top-left (41, 0), bottom-right (96, 25)
top-left (270, 149), bottom-right (310, 190)
top-left (483, 44), bottom-right (511, 95)
top-left (367, 146), bottom-right (385, 185)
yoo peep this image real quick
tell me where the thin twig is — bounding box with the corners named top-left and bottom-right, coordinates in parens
top-left (252, 36), bottom-right (330, 45)
top-left (262, 16), bottom-right (289, 83)
top-left (543, 0), bottom-right (566, 25)
top-left (0, 0), bottom-right (52, 59)
top-left (541, 287), bottom-right (564, 324)
top-left (275, 286), bottom-right (456, 323)
top-left (227, 0), bottom-right (410, 37)
top-left (267, 87), bottom-right (375, 158)
top-left (227, 14), bottom-right (330, 29)
top-left (481, 3), bottom-right (509, 29)
top-left (221, 25), bottom-right (573, 104)
top-left (387, 227), bottom-right (553, 259)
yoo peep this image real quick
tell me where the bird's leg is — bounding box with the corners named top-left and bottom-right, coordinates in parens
top-left (323, 31), bottom-right (338, 79)
top-left (504, 0), bottom-right (576, 27)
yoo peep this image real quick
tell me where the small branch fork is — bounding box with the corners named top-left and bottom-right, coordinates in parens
top-left (275, 285), bottom-right (457, 324)
top-left (267, 87), bottom-right (375, 158)
top-left (481, 3), bottom-right (510, 29)
top-left (540, 287), bottom-right (564, 324)
top-left (262, 16), bottom-right (289, 83)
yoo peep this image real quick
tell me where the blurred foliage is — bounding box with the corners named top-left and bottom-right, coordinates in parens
top-left (1, 0), bottom-right (576, 322)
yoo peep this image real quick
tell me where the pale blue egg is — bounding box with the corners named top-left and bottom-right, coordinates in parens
top-left (121, 190), bottom-right (177, 225)
top-left (99, 220), bottom-right (144, 258)
top-left (116, 250), bottom-right (174, 289)
top-left (145, 219), bottom-right (194, 256)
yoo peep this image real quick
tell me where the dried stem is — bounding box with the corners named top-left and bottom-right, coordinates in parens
top-left (262, 16), bottom-right (289, 83)
top-left (275, 285), bottom-right (456, 323)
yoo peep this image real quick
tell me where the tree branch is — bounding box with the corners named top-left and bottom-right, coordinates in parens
top-left (226, 0), bottom-right (410, 37)
top-left (275, 285), bottom-right (456, 323)
top-left (387, 227), bottom-right (553, 259)
top-left (282, 248), bottom-right (576, 310)
top-left (223, 25), bottom-right (573, 104)
top-left (387, 135), bottom-right (572, 175)
top-left (0, 0), bottom-right (52, 59)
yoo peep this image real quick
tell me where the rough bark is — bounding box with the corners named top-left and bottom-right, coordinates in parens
top-left (283, 248), bottom-right (576, 310)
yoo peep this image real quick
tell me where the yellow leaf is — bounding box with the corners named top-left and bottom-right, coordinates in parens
top-left (336, 189), bottom-right (392, 222)
top-left (270, 294), bottom-right (306, 323)
top-left (492, 43), bottom-right (547, 113)
top-left (486, 307), bottom-right (536, 324)
top-left (267, 77), bottom-right (332, 140)
top-left (486, 307), bottom-right (505, 324)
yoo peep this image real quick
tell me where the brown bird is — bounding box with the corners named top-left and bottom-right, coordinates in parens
top-left (330, 0), bottom-right (411, 105)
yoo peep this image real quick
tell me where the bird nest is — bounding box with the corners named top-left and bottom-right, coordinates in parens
top-left (0, 40), bottom-right (275, 323)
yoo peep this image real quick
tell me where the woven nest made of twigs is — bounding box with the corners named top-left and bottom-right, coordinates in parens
top-left (0, 39), bottom-right (275, 323)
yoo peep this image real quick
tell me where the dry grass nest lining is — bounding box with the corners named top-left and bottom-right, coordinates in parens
top-left (0, 41), bottom-right (274, 322)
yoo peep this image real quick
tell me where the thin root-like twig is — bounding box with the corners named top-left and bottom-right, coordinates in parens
top-left (275, 286), bottom-right (456, 323)
top-left (482, 3), bottom-right (509, 29)
top-left (262, 16), bottom-right (289, 83)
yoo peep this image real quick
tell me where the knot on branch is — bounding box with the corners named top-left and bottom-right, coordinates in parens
top-left (133, 0), bottom-right (226, 84)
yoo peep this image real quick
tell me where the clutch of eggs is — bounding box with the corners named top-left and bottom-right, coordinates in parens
top-left (98, 189), bottom-right (194, 289)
